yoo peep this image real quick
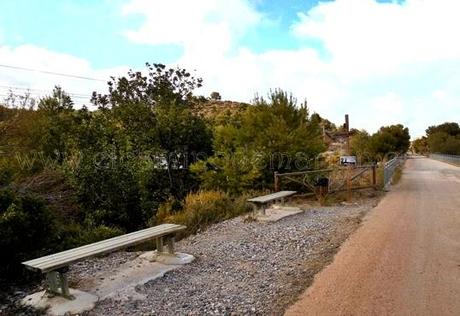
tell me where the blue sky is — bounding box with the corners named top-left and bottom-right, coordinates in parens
top-left (0, 0), bottom-right (324, 67)
top-left (0, 0), bottom-right (459, 137)
top-left (0, 0), bottom-right (177, 68)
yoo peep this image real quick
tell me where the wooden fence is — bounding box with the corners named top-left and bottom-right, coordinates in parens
top-left (274, 164), bottom-right (377, 198)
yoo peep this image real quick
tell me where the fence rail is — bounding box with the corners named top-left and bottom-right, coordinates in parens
top-left (430, 153), bottom-right (460, 166)
top-left (274, 164), bottom-right (377, 195)
top-left (383, 155), bottom-right (405, 189)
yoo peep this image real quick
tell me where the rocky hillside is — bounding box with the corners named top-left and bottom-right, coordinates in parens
top-left (191, 99), bottom-right (249, 121)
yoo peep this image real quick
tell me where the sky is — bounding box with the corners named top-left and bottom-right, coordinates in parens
top-left (0, 0), bottom-right (459, 138)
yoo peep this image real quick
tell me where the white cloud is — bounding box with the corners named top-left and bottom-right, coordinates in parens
top-left (122, 0), bottom-right (260, 57)
top-left (371, 92), bottom-right (403, 116)
top-left (0, 45), bottom-right (126, 108)
top-left (289, 0), bottom-right (460, 137)
top-left (291, 0), bottom-right (460, 80)
top-left (2, 0), bottom-right (459, 139)
top-left (120, 0), bottom-right (460, 138)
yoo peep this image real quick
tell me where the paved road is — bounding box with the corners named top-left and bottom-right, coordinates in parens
top-left (286, 157), bottom-right (460, 315)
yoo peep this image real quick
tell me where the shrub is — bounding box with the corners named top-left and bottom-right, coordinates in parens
top-left (56, 224), bottom-right (124, 250)
top-left (0, 191), bottom-right (57, 277)
top-left (158, 190), bottom-right (250, 235)
top-left (0, 188), bottom-right (15, 210)
top-left (190, 149), bottom-right (263, 195)
top-left (72, 150), bottom-right (145, 232)
top-left (0, 160), bottom-right (14, 186)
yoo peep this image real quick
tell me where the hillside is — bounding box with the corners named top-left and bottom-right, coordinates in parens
top-left (190, 99), bottom-right (249, 121)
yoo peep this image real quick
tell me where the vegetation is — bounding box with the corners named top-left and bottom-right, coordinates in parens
top-left (351, 124), bottom-right (411, 162)
top-left (155, 190), bottom-right (250, 236)
top-left (192, 90), bottom-right (325, 194)
top-left (411, 136), bottom-right (429, 155)
top-left (415, 122), bottom-right (460, 155)
top-left (0, 63), bottom-right (414, 279)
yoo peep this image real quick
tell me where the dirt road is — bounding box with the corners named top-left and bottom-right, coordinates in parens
top-left (286, 157), bottom-right (460, 315)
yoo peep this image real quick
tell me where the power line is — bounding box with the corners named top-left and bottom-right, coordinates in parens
top-left (0, 89), bottom-right (91, 100)
top-left (0, 85), bottom-right (92, 98)
top-left (0, 63), bottom-right (107, 82)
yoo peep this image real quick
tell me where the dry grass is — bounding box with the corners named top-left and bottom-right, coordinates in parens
top-left (157, 190), bottom-right (251, 237)
top-left (392, 166), bottom-right (403, 185)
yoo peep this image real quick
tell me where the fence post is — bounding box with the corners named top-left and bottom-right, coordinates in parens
top-left (346, 165), bottom-right (352, 201)
top-left (372, 164), bottom-right (377, 188)
top-left (274, 171), bottom-right (279, 192)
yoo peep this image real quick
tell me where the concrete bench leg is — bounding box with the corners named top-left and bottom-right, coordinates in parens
top-left (156, 237), bottom-right (164, 253)
top-left (166, 236), bottom-right (175, 254)
top-left (251, 203), bottom-right (267, 216)
top-left (46, 270), bottom-right (74, 300)
top-left (150, 235), bottom-right (193, 265)
top-left (156, 236), bottom-right (175, 255)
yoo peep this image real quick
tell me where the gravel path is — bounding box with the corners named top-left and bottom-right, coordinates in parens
top-left (78, 197), bottom-right (380, 316)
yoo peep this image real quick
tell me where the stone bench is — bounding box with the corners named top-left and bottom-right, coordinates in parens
top-left (22, 223), bottom-right (186, 300)
top-left (247, 191), bottom-right (297, 215)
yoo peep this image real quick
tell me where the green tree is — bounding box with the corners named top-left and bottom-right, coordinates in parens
top-left (91, 63), bottom-right (202, 108)
top-left (38, 86), bottom-right (74, 112)
top-left (37, 87), bottom-right (77, 161)
top-left (426, 122), bottom-right (460, 137)
top-left (350, 130), bottom-right (372, 162)
top-left (425, 122), bottom-right (460, 154)
top-left (210, 91), bottom-right (222, 101)
top-left (190, 149), bottom-right (262, 195)
top-left (369, 124), bottom-right (410, 160)
top-left (192, 89), bottom-right (325, 192)
top-left (412, 137), bottom-right (429, 154)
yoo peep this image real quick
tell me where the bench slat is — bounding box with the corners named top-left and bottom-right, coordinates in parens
top-left (22, 224), bottom-right (185, 273)
top-left (28, 226), bottom-right (182, 270)
top-left (26, 224), bottom-right (179, 266)
top-left (247, 191), bottom-right (296, 203)
top-left (24, 224), bottom-right (178, 266)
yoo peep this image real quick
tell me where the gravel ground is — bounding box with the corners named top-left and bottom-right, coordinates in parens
top-left (2, 196), bottom-right (380, 316)
top-left (84, 197), bottom-right (380, 316)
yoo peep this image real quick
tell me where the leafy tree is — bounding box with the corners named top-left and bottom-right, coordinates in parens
top-left (37, 87), bottom-right (77, 161)
top-left (153, 103), bottom-right (212, 193)
top-left (350, 130), bottom-right (372, 162)
top-left (412, 137), bottom-right (429, 154)
top-left (73, 148), bottom-right (144, 231)
top-left (3, 90), bottom-right (36, 109)
top-left (91, 63), bottom-right (202, 108)
top-left (311, 113), bottom-right (337, 132)
top-left (192, 89), bottom-right (325, 192)
top-left (90, 63), bottom-right (212, 195)
top-left (190, 149), bottom-right (262, 195)
top-left (425, 122), bottom-right (460, 154)
top-left (210, 91), bottom-right (222, 101)
top-left (239, 90), bottom-right (325, 174)
top-left (67, 108), bottom-right (146, 231)
top-left (369, 124), bottom-right (410, 160)
top-left (426, 122), bottom-right (460, 137)
top-left (38, 86), bottom-right (74, 112)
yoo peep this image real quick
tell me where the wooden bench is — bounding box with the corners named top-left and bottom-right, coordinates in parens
top-left (22, 223), bottom-right (186, 300)
top-left (247, 191), bottom-right (297, 215)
